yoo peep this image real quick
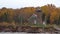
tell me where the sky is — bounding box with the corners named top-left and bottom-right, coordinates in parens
top-left (0, 0), bottom-right (60, 9)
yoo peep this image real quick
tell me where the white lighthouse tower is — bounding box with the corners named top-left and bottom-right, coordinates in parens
top-left (35, 7), bottom-right (43, 24)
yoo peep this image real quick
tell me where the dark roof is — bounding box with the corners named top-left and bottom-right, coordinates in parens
top-left (36, 10), bottom-right (42, 12)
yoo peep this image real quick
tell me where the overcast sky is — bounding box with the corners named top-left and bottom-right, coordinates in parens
top-left (0, 0), bottom-right (60, 8)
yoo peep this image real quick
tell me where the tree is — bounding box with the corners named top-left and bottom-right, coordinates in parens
top-left (1, 12), bottom-right (8, 22)
top-left (46, 14), bottom-right (50, 24)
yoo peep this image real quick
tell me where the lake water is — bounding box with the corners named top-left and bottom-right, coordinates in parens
top-left (0, 32), bottom-right (58, 34)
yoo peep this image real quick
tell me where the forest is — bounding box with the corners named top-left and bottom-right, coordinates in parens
top-left (0, 4), bottom-right (60, 27)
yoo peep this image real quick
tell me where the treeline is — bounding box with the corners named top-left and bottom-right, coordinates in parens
top-left (0, 4), bottom-right (60, 25)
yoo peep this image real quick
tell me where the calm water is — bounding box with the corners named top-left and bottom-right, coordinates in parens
top-left (0, 32), bottom-right (58, 34)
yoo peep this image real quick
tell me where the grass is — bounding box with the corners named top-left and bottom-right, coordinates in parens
top-left (13, 22), bottom-right (60, 28)
top-left (29, 23), bottom-right (45, 27)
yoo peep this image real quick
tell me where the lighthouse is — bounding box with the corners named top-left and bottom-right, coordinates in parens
top-left (35, 7), bottom-right (43, 24)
